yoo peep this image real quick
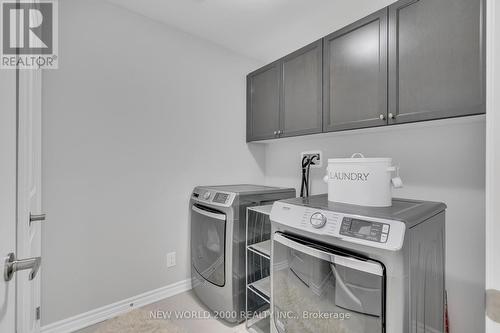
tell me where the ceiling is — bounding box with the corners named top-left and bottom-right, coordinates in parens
top-left (106, 0), bottom-right (395, 63)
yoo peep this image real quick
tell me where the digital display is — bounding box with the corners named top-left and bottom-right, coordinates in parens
top-left (340, 217), bottom-right (389, 243)
top-left (213, 192), bottom-right (228, 203)
top-left (350, 219), bottom-right (373, 236)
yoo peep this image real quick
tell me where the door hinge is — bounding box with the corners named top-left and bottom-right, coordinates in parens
top-left (36, 306), bottom-right (41, 321)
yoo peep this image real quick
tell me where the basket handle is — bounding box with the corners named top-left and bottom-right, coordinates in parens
top-left (351, 153), bottom-right (365, 159)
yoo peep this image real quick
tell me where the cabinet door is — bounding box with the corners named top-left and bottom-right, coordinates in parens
top-left (323, 9), bottom-right (388, 132)
top-left (280, 40), bottom-right (323, 138)
top-left (388, 0), bottom-right (485, 124)
top-left (247, 63), bottom-right (281, 142)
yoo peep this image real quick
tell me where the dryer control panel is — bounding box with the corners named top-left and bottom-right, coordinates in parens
top-left (270, 201), bottom-right (406, 251)
top-left (192, 189), bottom-right (235, 207)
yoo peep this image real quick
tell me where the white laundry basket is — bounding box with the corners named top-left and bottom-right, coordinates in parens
top-left (323, 153), bottom-right (402, 207)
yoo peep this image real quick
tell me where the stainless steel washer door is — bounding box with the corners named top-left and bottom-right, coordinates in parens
top-left (191, 204), bottom-right (226, 287)
top-left (272, 233), bottom-right (385, 333)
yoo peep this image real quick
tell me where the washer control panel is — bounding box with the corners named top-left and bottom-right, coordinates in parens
top-left (339, 217), bottom-right (390, 243)
top-left (310, 213), bottom-right (327, 229)
top-left (192, 189), bottom-right (235, 207)
top-left (271, 201), bottom-right (406, 251)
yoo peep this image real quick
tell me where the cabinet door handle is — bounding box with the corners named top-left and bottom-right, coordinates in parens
top-left (388, 113), bottom-right (395, 120)
top-left (379, 114), bottom-right (386, 120)
top-left (277, 130), bottom-right (282, 135)
top-left (273, 131), bottom-right (278, 136)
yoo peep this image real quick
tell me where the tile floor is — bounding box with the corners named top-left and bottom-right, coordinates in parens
top-left (75, 290), bottom-right (248, 333)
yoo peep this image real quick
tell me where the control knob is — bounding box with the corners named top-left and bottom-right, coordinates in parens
top-left (310, 212), bottom-right (327, 229)
top-left (203, 192), bottom-right (211, 200)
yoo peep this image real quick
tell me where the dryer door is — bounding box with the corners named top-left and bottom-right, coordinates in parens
top-left (272, 232), bottom-right (385, 333)
top-left (191, 204), bottom-right (226, 287)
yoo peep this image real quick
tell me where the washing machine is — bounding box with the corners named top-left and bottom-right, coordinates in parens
top-left (190, 185), bottom-right (295, 323)
top-left (270, 194), bottom-right (446, 333)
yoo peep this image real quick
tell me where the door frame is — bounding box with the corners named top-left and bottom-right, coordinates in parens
top-left (16, 69), bottom-right (43, 333)
top-left (0, 63), bottom-right (18, 333)
top-left (486, 0), bottom-right (500, 331)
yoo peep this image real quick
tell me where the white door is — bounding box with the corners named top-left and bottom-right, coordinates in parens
top-left (0, 67), bottom-right (18, 333)
top-left (0, 68), bottom-right (42, 333)
top-left (486, 0), bottom-right (500, 331)
top-left (16, 70), bottom-right (43, 333)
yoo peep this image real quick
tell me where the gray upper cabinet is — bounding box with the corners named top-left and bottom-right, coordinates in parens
top-left (280, 40), bottom-right (323, 138)
top-left (388, 0), bottom-right (485, 124)
top-left (323, 9), bottom-right (388, 132)
top-left (246, 0), bottom-right (485, 142)
top-left (247, 62), bottom-right (281, 142)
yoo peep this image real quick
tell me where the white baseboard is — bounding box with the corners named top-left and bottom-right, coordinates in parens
top-left (41, 279), bottom-right (192, 333)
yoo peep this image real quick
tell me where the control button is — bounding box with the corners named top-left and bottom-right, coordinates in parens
top-left (310, 213), bottom-right (327, 229)
top-left (381, 234), bottom-right (388, 243)
top-left (382, 225), bottom-right (390, 233)
top-left (203, 192), bottom-right (211, 200)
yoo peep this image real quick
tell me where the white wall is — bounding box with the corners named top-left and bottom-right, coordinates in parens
top-left (41, 0), bottom-right (264, 325)
top-left (261, 117), bottom-right (486, 333)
